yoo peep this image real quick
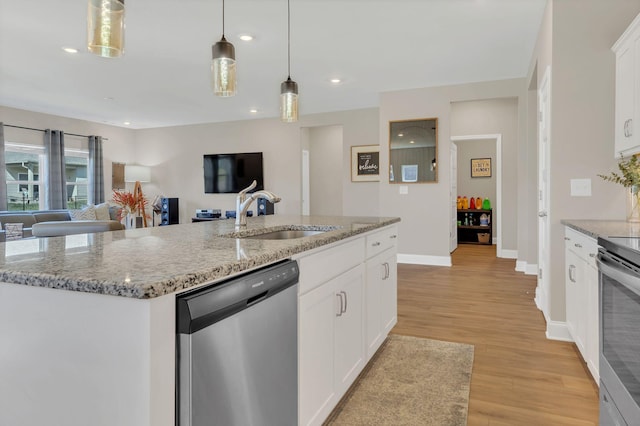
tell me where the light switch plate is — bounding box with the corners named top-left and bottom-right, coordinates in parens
top-left (399, 186), bottom-right (409, 195)
top-left (570, 178), bottom-right (591, 197)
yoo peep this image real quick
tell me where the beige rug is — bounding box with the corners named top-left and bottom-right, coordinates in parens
top-left (324, 334), bottom-right (474, 426)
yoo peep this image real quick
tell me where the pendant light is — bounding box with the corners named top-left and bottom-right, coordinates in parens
top-left (280, 0), bottom-right (299, 122)
top-left (87, 0), bottom-right (125, 58)
top-left (211, 0), bottom-right (237, 97)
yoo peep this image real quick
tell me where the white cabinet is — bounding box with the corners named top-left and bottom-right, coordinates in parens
top-left (297, 235), bottom-right (366, 426)
top-left (297, 224), bottom-right (398, 426)
top-left (564, 227), bottom-right (599, 382)
top-left (613, 12), bottom-right (640, 158)
top-left (364, 226), bottom-right (398, 360)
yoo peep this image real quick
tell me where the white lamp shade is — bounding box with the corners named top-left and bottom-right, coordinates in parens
top-left (124, 165), bottom-right (151, 182)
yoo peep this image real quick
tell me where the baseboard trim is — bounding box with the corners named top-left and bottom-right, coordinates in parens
top-left (499, 249), bottom-right (518, 259)
top-left (515, 260), bottom-right (539, 275)
top-left (546, 320), bottom-right (572, 342)
top-left (397, 254), bottom-right (452, 267)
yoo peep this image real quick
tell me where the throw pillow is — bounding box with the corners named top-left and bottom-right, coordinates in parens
top-left (69, 205), bottom-right (97, 221)
top-left (94, 203), bottom-right (111, 221)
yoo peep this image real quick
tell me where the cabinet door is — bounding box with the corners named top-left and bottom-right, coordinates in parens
top-left (299, 280), bottom-right (337, 426)
top-left (615, 41), bottom-right (637, 157)
top-left (565, 248), bottom-right (580, 344)
top-left (365, 258), bottom-right (383, 360)
top-left (381, 250), bottom-right (398, 335)
top-left (585, 262), bottom-right (600, 382)
top-left (333, 264), bottom-right (365, 397)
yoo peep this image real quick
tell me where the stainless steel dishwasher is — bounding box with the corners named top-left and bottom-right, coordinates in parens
top-left (176, 260), bottom-right (299, 426)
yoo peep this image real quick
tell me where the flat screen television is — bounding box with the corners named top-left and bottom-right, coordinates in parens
top-left (203, 152), bottom-right (264, 193)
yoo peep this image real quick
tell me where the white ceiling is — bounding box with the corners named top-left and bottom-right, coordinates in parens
top-left (0, 0), bottom-right (547, 130)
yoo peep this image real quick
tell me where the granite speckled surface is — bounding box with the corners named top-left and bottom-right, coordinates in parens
top-left (561, 219), bottom-right (640, 240)
top-left (0, 215), bottom-right (400, 299)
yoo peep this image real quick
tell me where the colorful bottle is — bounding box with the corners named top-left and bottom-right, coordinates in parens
top-left (457, 196), bottom-right (462, 210)
top-left (469, 197), bottom-right (476, 209)
top-left (462, 196), bottom-right (468, 209)
top-left (482, 198), bottom-right (491, 210)
top-left (476, 197), bottom-right (482, 209)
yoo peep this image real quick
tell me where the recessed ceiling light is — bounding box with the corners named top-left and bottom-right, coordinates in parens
top-left (123, 121), bottom-right (131, 125)
top-left (398, 133), bottom-right (403, 137)
top-left (250, 108), bottom-right (258, 113)
top-left (239, 34), bottom-right (254, 41)
top-left (330, 78), bottom-right (341, 84)
top-left (62, 47), bottom-right (78, 54)
top-left (409, 140), bottom-right (415, 144)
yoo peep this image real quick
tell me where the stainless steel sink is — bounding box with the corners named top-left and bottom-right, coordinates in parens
top-left (243, 229), bottom-right (326, 240)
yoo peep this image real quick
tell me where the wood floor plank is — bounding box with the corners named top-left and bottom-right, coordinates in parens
top-left (392, 244), bottom-right (599, 425)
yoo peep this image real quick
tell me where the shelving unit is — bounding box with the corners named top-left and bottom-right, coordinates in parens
top-left (457, 209), bottom-right (492, 245)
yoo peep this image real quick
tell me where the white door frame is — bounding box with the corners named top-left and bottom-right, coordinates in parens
top-left (537, 66), bottom-right (552, 321)
top-left (450, 134), bottom-right (504, 257)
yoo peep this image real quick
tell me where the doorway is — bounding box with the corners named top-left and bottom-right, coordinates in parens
top-left (450, 134), bottom-right (504, 257)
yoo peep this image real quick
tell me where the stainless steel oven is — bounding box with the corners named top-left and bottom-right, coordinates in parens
top-left (597, 237), bottom-right (640, 426)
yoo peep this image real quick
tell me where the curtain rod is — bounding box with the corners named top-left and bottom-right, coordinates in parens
top-left (3, 124), bottom-right (109, 140)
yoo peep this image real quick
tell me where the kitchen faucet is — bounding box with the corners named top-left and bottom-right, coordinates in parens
top-left (235, 180), bottom-right (281, 228)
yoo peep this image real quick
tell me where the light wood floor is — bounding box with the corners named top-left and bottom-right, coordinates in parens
top-left (392, 244), bottom-right (599, 425)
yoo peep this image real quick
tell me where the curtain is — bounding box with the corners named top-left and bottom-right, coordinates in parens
top-left (88, 135), bottom-right (105, 204)
top-left (44, 129), bottom-right (68, 210)
top-left (0, 123), bottom-right (7, 211)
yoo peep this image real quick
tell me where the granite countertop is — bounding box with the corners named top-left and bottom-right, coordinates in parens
top-left (561, 219), bottom-right (640, 240)
top-left (0, 215), bottom-right (400, 299)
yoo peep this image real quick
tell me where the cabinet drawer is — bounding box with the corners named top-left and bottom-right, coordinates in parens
top-left (565, 227), bottom-right (598, 269)
top-left (365, 225), bottom-right (398, 259)
top-left (297, 238), bottom-right (365, 295)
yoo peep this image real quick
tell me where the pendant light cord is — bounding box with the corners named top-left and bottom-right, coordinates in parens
top-left (287, 0), bottom-right (291, 78)
top-left (222, 0), bottom-right (226, 37)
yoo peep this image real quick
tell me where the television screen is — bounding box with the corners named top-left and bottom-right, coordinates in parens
top-left (203, 152), bottom-right (264, 193)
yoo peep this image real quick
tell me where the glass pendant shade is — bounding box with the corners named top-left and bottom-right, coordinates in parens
top-left (212, 37), bottom-right (237, 97)
top-left (281, 77), bottom-right (298, 122)
top-left (87, 0), bottom-right (125, 58)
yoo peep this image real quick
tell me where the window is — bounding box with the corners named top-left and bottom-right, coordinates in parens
top-left (4, 143), bottom-right (89, 211)
top-left (5, 144), bottom-right (43, 211)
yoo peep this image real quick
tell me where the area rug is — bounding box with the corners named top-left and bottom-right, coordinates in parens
top-left (324, 334), bottom-right (474, 426)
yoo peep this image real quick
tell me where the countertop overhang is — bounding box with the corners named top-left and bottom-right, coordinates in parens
top-left (561, 219), bottom-right (640, 240)
top-left (0, 215), bottom-right (400, 299)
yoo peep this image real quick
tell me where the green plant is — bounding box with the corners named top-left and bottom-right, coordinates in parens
top-left (598, 156), bottom-right (640, 187)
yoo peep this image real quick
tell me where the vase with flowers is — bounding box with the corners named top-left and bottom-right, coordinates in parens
top-left (112, 190), bottom-right (148, 229)
top-left (598, 155), bottom-right (640, 222)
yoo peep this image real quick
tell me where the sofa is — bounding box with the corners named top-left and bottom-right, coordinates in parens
top-left (0, 208), bottom-right (124, 241)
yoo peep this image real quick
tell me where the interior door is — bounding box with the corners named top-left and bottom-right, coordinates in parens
top-left (537, 66), bottom-right (551, 318)
top-left (450, 142), bottom-right (458, 252)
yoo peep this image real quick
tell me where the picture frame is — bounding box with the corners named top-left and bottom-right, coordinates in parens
top-left (351, 145), bottom-right (380, 182)
top-left (401, 164), bottom-right (418, 182)
top-left (471, 158), bottom-right (492, 178)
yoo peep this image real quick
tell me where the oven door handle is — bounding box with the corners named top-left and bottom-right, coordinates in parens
top-left (597, 254), bottom-right (640, 296)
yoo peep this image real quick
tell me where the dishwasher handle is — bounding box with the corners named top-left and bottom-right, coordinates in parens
top-left (176, 260), bottom-right (299, 334)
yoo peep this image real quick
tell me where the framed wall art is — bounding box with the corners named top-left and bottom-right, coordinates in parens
top-left (471, 158), bottom-right (492, 178)
top-left (351, 145), bottom-right (380, 182)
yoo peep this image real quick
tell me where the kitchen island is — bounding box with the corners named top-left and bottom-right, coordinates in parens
top-left (0, 215), bottom-right (399, 426)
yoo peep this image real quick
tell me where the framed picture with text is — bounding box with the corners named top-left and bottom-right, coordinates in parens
top-left (351, 145), bottom-right (380, 182)
top-left (471, 158), bottom-right (492, 178)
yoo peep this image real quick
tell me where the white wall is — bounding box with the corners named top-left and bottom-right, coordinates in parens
top-left (308, 125), bottom-right (343, 216)
top-left (527, 0), bottom-right (640, 324)
top-left (451, 97), bottom-right (519, 250)
top-left (379, 79), bottom-right (526, 263)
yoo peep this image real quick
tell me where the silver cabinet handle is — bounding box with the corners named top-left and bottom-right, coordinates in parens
top-left (574, 243), bottom-right (582, 248)
top-left (390, 235), bottom-right (397, 239)
top-left (625, 118), bottom-right (633, 137)
top-left (371, 241), bottom-right (381, 247)
top-left (341, 291), bottom-right (347, 314)
top-left (538, 211), bottom-right (547, 218)
top-left (589, 253), bottom-right (596, 258)
top-left (336, 293), bottom-right (343, 317)
top-left (384, 262), bottom-right (390, 279)
top-left (569, 264), bottom-right (576, 283)
top-left (564, 237), bottom-right (570, 241)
